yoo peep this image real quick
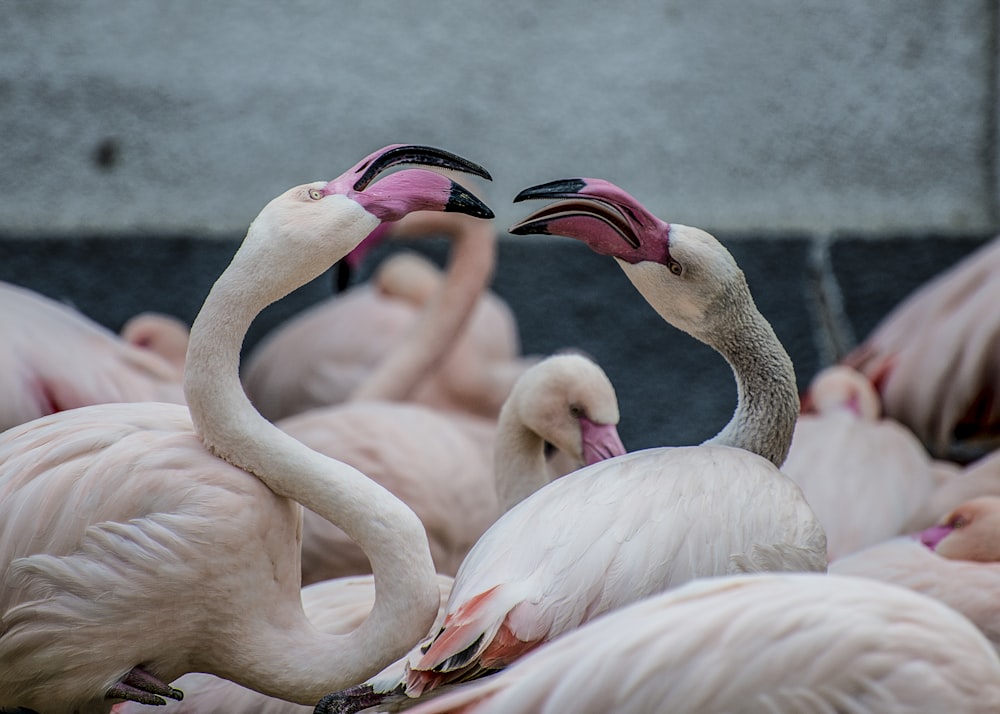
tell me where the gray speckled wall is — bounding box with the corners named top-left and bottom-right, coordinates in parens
top-left (1, 1), bottom-right (996, 233)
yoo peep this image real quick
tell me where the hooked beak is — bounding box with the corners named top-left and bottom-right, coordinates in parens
top-left (509, 178), bottom-right (669, 264)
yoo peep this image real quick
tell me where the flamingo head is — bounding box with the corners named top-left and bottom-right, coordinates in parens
top-left (240, 145), bottom-right (492, 299)
top-left (304, 144), bottom-right (493, 291)
top-left (510, 177), bottom-right (745, 339)
top-left (918, 496), bottom-right (1000, 563)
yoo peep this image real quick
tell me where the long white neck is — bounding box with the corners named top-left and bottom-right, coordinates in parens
top-left (184, 227), bottom-right (439, 701)
top-left (620, 259), bottom-right (798, 467)
top-left (492, 401), bottom-right (552, 512)
top-left (350, 220), bottom-right (496, 403)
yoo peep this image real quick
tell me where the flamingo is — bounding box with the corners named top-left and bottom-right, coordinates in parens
top-left (0, 144), bottom-right (494, 712)
top-left (320, 177), bottom-right (825, 709)
top-left (904, 448), bottom-right (1000, 531)
top-left (353, 573), bottom-right (1000, 714)
top-left (242, 208), bottom-right (533, 423)
top-left (119, 312), bottom-right (191, 373)
top-left (113, 353), bottom-right (624, 713)
top-left (783, 365), bottom-right (940, 560)
top-left (292, 352), bottom-right (626, 584)
top-left (841, 234), bottom-right (1000, 459)
top-left (0, 281), bottom-right (186, 432)
top-left (833, 495), bottom-right (1000, 652)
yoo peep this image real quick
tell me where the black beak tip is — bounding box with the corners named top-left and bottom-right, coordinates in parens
top-left (513, 178), bottom-right (587, 203)
top-left (354, 145), bottom-right (492, 192)
top-left (508, 219), bottom-right (550, 236)
top-left (446, 184), bottom-right (494, 220)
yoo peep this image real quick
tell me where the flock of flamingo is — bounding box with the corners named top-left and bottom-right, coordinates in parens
top-left (0, 143), bottom-right (998, 713)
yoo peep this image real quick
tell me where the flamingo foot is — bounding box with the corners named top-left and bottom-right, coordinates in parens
top-left (106, 666), bottom-right (184, 706)
top-left (313, 682), bottom-right (393, 714)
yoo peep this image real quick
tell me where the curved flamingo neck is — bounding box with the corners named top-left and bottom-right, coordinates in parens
top-left (493, 402), bottom-right (551, 512)
top-left (183, 223), bottom-right (439, 700)
top-left (620, 260), bottom-right (798, 468)
top-left (701, 303), bottom-right (798, 467)
top-left (350, 217), bottom-right (496, 403)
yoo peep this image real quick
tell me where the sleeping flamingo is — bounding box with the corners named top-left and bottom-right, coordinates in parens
top-left (357, 573), bottom-right (1000, 714)
top-left (0, 144), bottom-right (494, 712)
top-left (292, 352), bottom-right (626, 584)
top-left (242, 208), bottom-right (533, 423)
top-left (324, 178), bottom-right (826, 709)
top-left (114, 353), bottom-right (623, 713)
top-left (904, 448), bottom-right (1000, 532)
top-left (841, 234), bottom-right (1000, 459)
top-left (119, 312), bottom-right (191, 373)
top-left (833, 495), bottom-right (1000, 652)
top-left (0, 281), bottom-right (186, 432)
top-left (782, 365), bottom-right (940, 559)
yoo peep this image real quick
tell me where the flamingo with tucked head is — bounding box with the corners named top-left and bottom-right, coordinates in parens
top-left (833, 495), bottom-right (1000, 654)
top-left (0, 282), bottom-right (187, 432)
top-left (0, 144), bottom-right (493, 713)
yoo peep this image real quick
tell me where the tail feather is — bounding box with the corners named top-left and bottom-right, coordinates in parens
top-left (405, 584), bottom-right (541, 696)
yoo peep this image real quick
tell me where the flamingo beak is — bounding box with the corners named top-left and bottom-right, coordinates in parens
top-left (509, 178), bottom-right (669, 264)
top-left (918, 524), bottom-right (952, 550)
top-left (326, 144), bottom-right (494, 223)
top-left (579, 416), bottom-right (627, 465)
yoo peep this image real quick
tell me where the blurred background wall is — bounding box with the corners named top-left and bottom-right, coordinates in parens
top-left (1, 1), bottom-right (997, 450)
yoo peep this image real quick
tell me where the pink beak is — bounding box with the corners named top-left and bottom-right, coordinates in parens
top-left (579, 415), bottom-right (627, 465)
top-left (509, 178), bottom-right (671, 265)
top-left (919, 524), bottom-right (952, 550)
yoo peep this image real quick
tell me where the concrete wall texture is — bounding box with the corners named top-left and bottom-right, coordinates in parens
top-left (1, 1), bottom-right (998, 451)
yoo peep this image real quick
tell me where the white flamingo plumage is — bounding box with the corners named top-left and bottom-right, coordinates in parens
top-left (0, 144), bottom-right (494, 713)
top-left (113, 574), bottom-right (456, 714)
top-left (0, 281), bottom-right (186, 432)
top-left (833, 495), bottom-right (1000, 653)
top-left (388, 573), bottom-right (1000, 714)
top-left (784, 365), bottom-right (940, 560)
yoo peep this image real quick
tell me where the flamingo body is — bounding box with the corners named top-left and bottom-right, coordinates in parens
top-left (406, 445), bottom-right (824, 693)
top-left (784, 366), bottom-right (938, 559)
top-left (0, 282), bottom-right (185, 432)
top-left (834, 495), bottom-right (1000, 651)
top-left (842, 235), bottom-right (1000, 457)
top-left (394, 573), bottom-right (1000, 714)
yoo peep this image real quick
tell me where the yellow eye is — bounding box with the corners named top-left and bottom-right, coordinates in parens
top-left (308, 188), bottom-right (323, 200)
top-left (667, 259), bottom-right (683, 276)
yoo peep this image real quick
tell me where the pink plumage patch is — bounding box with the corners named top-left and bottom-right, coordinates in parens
top-left (407, 585), bottom-right (542, 696)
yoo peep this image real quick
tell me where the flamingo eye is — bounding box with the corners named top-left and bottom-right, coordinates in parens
top-left (667, 259), bottom-right (683, 276)
top-left (950, 516), bottom-right (967, 529)
top-left (308, 188), bottom-right (324, 200)
top-left (569, 404), bottom-right (584, 419)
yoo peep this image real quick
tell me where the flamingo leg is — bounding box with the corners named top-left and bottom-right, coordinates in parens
top-left (106, 666), bottom-right (184, 705)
